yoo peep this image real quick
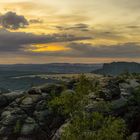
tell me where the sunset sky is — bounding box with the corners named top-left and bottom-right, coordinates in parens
top-left (0, 0), bottom-right (140, 64)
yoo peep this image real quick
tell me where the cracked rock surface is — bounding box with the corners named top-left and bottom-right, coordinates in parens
top-left (0, 84), bottom-right (65, 140)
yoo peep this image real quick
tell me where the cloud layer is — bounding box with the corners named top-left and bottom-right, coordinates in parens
top-left (0, 11), bottom-right (28, 30)
top-left (31, 42), bottom-right (140, 58)
top-left (0, 29), bottom-right (91, 52)
top-left (0, 28), bottom-right (139, 59)
top-left (55, 23), bottom-right (89, 31)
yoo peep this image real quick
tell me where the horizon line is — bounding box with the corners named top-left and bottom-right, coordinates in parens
top-left (0, 61), bottom-right (139, 65)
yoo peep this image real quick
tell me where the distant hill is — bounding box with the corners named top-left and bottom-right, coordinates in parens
top-left (0, 63), bottom-right (102, 74)
top-left (93, 62), bottom-right (140, 75)
top-left (0, 63), bottom-right (102, 90)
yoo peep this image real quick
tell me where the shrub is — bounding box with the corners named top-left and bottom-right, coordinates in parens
top-left (75, 74), bottom-right (94, 96)
top-left (131, 86), bottom-right (140, 106)
top-left (48, 90), bottom-right (80, 116)
top-left (14, 120), bottom-right (22, 133)
top-left (61, 112), bottom-right (127, 140)
top-left (48, 75), bottom-right (95, 116)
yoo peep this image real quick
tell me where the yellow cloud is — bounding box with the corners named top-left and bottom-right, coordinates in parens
top-left (28, 43), bottom-right (69, 52)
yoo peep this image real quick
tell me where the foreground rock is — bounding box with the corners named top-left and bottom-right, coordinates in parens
top-left (0, 76), bottom-right (139, 140)
top-left (0, 84), bottom-right (65, 140)
top-left (98, 77), bottom-right (121, 101)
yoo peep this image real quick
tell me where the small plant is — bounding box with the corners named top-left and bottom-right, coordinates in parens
top-left (132, 86), bottom-right (140, 106)
top-left (14, 120), bottom-right (22, 133)
top-left (48, 75), bottom-right (94, 116)
top-left (61, 112), bottom-right (127, 140)
top-left (48, 90), bottom-right (80, 116)
top-left (75, 74), bottom-right (94, 96)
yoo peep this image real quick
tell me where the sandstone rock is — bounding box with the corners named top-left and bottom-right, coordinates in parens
top-left (0, 95), bottom-right (8, 107)
top-left (129, 79), bottom-right (139, 88)
top-left (52, 121), bottom-right (69, 140)
top-left (1, 77), bottom-right (137, 140)
top-left (0, 83), bottom-right (67, 140)
top-left (33, 110), bottom-right (50, 122)
top-left (21, 97), bottom-right (34, 105)
top-left (17, 137), bottom-right (34, 140)
top-left (20, 117), bottom-right (38, 135)
top-left (119, 79), bottom-right (140, 98)
top-left (0, 126), bottom-right (13, 135)
top-left (111, 97), bottom-right (127, 110)
top-left (111, 97), bottom-right (128, 116)
top-left (1, 111), bottom-right (11, 119)
top-left (88, 92), bottom-right (97, 100)
top-left (131, 132), bottom-right (139, 140)
top-left (20, 95), bottom-right (42, 112)
top-left (98, 78), bottom-right (121, 101)
top-left (61, 89), bottom-right (75, 95)
top-left (85, 101), bottom-right (109, 114)
top-left (40, 84), bottom-right (64, 94)
top-left (1, 114), bottom-right (17, 126)
top-left (3, 91), bottom-right (24, 103)
top-left (28, 88), bottom-right (41, 95)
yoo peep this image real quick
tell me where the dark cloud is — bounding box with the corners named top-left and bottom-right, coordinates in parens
top-left (55, 23), bottom-right (89, 31)
top-left (0, 28), bottom-right (138, 59)
top-left (127, 25), bottom-right (140, 29)
top-left (0, 12), bottom-right (29, 30)
top-left (113, 0), bottom-right (140, 11)
top-left (0, 29), bottom-right (91, 52)
top-left (67, 42), bottom-right (140, 58)
top-left (56, 24), bottom-right (123, 40)
top-left (29, 19), bottom-right (43, 24)
top-left (33, 42), bottom-right (140, 58)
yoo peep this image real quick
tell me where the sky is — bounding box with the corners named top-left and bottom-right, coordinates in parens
top-left (0, 0), bottom-right (139, 64)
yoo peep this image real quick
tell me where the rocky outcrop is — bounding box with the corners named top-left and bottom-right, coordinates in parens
top-left (131, 132), bottom-right (140, 140)
top-left (0, 84), bottom-right (65, 140)
top-left (93, 62), bottom-right (140, 75)
top-left (0, 77), bottom-right (139, 140)
top-left (119, 79), bottom-right (140, 98)
top-left (52, 121), bottom-right (70, 140)
top-left (98, 78), bottom-right (121, 101)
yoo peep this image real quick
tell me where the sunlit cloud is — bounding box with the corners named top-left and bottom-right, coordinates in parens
top-left (28, 43), bottom-right (69, 52)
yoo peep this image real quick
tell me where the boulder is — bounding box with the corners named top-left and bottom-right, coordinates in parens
top-left (40, 84), bottom-right (64, 94)
top-left (20, 95), bottom-right (42, 112)
top-left (20, 117), bottom-right (38, 135)
top-left (0, 83), bottom-right (66, 139)
top-left (87, 92), bottom-right (97, 100)
top-left (131, 132), bottom-right (139, 140)
top-left (3, 91), bottom-right (24, 103)
top-left (129, 79), bottom-right (140, 88)
top-left (111, 97), bottom-right (127, 116)
top-left (119, 79), bottom-right (140, 98)
top-left (85, 101), bottom-right (109, 114)
top-left (61, 89), bottom-right (75, 95)
top-left (0, 95), bottom-right (8, 107)
top-left (98, 78), bottom-right (121, 101)
top-left (52, 121), bottom-right (69, 140)
top-left (33, 110), bottom-right (50, 123)
top-left (28, 88), bottom-right (41, 95)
